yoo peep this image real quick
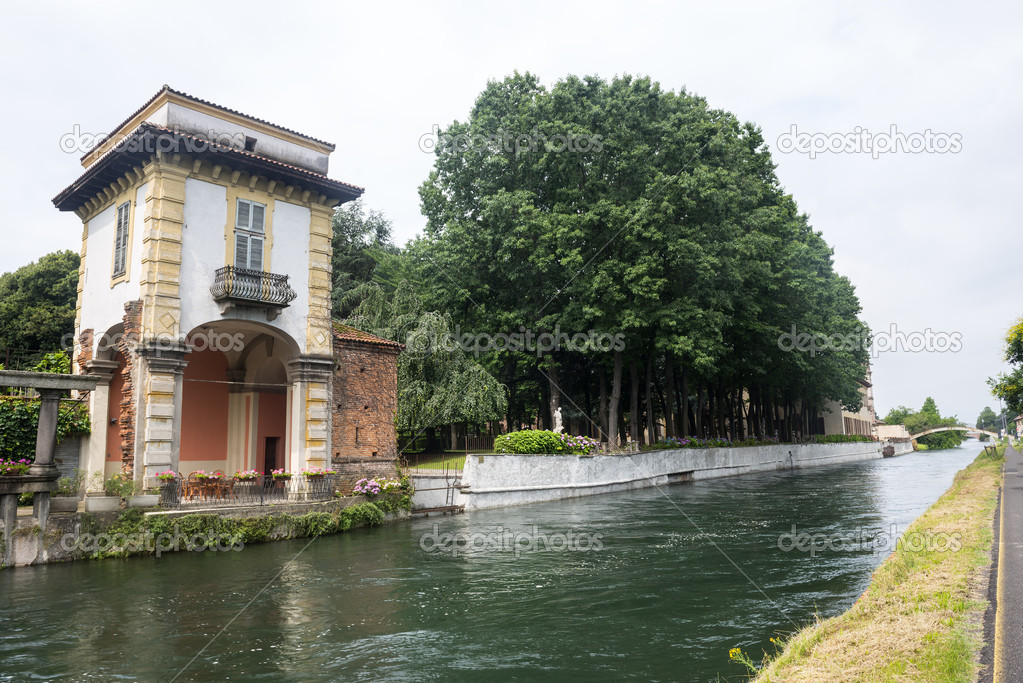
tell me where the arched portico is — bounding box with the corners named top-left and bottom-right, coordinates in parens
top-left (178, 321), bottom-right (304, 478)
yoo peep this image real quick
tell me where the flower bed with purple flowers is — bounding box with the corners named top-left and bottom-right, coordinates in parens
top-left (0, 458), bottom-right (32, 476)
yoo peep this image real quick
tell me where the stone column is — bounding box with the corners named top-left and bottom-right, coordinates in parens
top-left (82, 359), bottom-right (120, 486)
top-left (287, 355), bottom-right (334, 471)
top-left (136, 342), bottom-right (188, 482)
top-left (30, 389), bottom-right (63, 475)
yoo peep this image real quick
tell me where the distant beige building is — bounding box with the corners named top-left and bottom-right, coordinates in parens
top-left (821, 365), bottom-right (876, 437)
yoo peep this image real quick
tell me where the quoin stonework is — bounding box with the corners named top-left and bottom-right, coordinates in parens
top-left (53, 85), bottom-right (400, 490)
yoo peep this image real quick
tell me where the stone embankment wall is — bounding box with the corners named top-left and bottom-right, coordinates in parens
top-left (458, 440), bottom-right (912, 511)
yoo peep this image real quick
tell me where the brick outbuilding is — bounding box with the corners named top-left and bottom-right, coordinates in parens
top-left (331, 323), bottom-right (402, 491)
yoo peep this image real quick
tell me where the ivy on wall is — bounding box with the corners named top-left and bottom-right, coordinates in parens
top-left (0, 397), bottom-right (91, 460)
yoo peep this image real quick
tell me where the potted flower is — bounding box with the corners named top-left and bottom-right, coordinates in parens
top-left (0, 458), bottom-right (32, 477)
top-left (51, 469), bottom-right (86, 513)
top-left (352, 478), bottom-right (382, 497)
top-left (127, 474), bottom-right (160, 508)
top-left (271, 469), bottom-right (292, 480)
top-left (85, 471), bottom-right (130, 512)
top-left (300, 467), bottom-right (334, 480)
top-left (155, 469), bottom-right (178, 505)
top-left (234, 469), bottom-right (259, 481)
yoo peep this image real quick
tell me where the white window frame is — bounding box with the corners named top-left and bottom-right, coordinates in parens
top-left (112, 201), bottom-right (130, 278)
top-left (234, 199), bottom-right (266, 271)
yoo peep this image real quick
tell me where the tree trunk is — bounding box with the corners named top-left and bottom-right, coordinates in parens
top-left (607, 351), bottom-right (623, 447)
top-left (696, 384), bottom-right (705, 437)
top-left (679, 365), bottom-right (690, 437)
top-left (663, 353), bottom-right (676, 438)
top-left (546, 354), bottom-right (561, 432)
top-left (585, 376), bottom-right (594, 438)
top-left (598, 367), bottom-right (609, 441)
top-left (707, 384), bottom-right (716, 437)
top-left (645, 352), bottom-right (656, 444)
top-left (720, 382), bottom-right (728, 439)
top-left (629, 357), bottom-right (640, 443)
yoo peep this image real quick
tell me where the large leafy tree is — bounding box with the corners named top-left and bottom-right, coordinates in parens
top-left (415, 73), bottom-right (869, 444)
top-left (976, 406), bottom-right (998, 432)
top-left (0, 251), bottom-right (79, 368)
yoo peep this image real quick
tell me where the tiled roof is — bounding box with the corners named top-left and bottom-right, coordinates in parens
top-left (332, 322), bottom-right (403, 350)
top-left (53, 123), bottom-right (363, 211)
top-left (82, 84), bottom-right (335, 163)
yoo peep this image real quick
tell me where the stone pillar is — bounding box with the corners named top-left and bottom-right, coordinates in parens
top-left (287, 355), bottom-right (333, 471)
top-left (1, 493), bottom-right (16, 567)
top-left (82, 359), bottom-right (119, 486)
top-left (31, 389), bottom-right (63, 475)
top-left (136, 342), bottom-right (188, 482)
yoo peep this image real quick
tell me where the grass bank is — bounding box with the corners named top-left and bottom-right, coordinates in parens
top-left (750, 444), bottom-right (1004, 681)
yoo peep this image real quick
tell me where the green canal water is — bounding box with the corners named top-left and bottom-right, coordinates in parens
top-left (0, 443), bottom-right (986, 681)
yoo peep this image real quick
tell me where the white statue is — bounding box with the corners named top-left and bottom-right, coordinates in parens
top-left (553, 406), bottom-right (564, 434)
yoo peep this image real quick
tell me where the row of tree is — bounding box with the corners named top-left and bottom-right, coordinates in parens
top-left (337, 73), bottom-right (870, 447)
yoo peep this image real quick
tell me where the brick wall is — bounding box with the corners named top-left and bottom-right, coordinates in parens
top-left (332, 459), bottom-right (400, 495)
top-left (77, 328), bottom-right (93, 374)
top-left (331, 333), bottom-right (400, 489)
top-left (119, 300), bottom-right (142, 474)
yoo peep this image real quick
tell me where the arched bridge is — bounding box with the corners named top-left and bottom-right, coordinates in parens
top-left (910, 426), bottom-right (1000, 440)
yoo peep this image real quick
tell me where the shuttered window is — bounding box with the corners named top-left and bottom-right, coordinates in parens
top-left (112, 201), bottom-right (130, 278)
top-left (234, 199), bottom-right (266, 270)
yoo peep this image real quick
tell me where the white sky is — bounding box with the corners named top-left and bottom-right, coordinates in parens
top-left (1, 0), bottom-right (1020, 424)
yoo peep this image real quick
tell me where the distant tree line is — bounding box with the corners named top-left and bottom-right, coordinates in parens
top-left (883, 397), bottom-right (965, 450)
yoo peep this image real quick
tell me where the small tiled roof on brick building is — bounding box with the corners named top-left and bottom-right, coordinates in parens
top-left (332, 322), bottom-right (403, 351)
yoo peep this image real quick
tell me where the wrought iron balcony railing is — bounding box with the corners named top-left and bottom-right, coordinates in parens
top-left (210, 266), bottom-right (297, 315)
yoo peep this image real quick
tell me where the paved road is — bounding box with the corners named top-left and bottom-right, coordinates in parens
top-left (994, 443), bottom-right (1023, 682)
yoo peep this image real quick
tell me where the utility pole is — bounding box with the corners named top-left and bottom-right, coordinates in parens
top-left (997, 396), bottom-right (1009, 436)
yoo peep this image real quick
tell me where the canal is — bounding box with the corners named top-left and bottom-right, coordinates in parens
top-left (0, 443), bottom-right (985, 681)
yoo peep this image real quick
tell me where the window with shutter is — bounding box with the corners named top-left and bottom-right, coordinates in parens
top-left (234, 199), bottom-right (267, 270)
top-left (113, 201), bottom-right (130, 278)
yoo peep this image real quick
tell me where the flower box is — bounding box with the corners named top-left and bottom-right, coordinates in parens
top-left (85, 495), bottom-right (120, 512)
top-left (127, 494), bottom-right (160, 508)
top-left (50, 496), bottom-right (80, 513)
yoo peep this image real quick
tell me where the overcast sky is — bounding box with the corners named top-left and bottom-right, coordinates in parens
top-left (2, 1), bottom-right (1019, 425)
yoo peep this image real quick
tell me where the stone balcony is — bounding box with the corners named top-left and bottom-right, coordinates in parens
top-left (210, 266), bottom-right (297, 320)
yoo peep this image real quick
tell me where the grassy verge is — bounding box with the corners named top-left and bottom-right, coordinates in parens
top-left (751, 446), bottom-right (1004, 681)
top-left (403, 453), bottom-right (468, 470)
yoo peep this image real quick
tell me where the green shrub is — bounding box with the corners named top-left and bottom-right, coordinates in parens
top-left (495, 430), bottom-right (573, 454)
top-left (812, 434), bottom-right (873, 444)
top-left (55, 469), bottom-right (86, 496)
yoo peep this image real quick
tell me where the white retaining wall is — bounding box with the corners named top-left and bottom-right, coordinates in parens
top-left (460, 441), bottom-right (909, 511)
top-left (410, 473), bottom-right (465, 510)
